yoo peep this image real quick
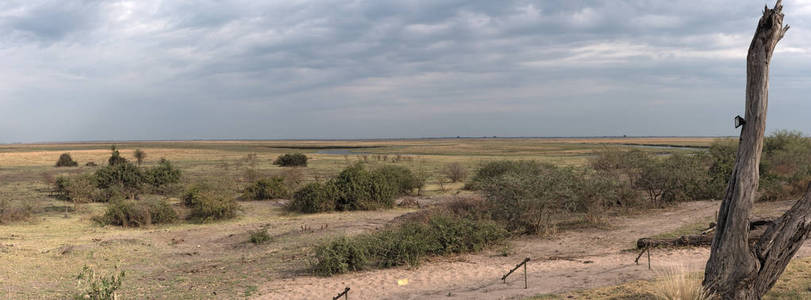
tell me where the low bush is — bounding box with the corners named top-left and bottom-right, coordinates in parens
top-left (312, 236), bottom-right (370, 276)
top-left (465, 160), bottom-right (543, 190)
top-left (441, 162), bottom-right (468, 183)
top-left (182, 182), bottom-right (240, 222)
top-left (144, 158), bottom-right (182, 191)
top-left (94, 161), bottom-right (144, 199)
top-left (95, 198), bottom-right (177, 227)
top-left (56, 153), bottom-right (78, 167)
top-left (373, 165), bottom-right (421, 195)
top-left (312, 213), bottom-right (506, 276)
top-left (331, 164), bottom-right (396, 211)
top-left (243, 177), bottom-right (289, 200)
top-left (107, 146), bottom-right (128, 166)
top-left (274, 153), bottom-right (308, 167)
top-left (249, 228), bottom-right (271, 244)
top-left (287, 182), bottom-right (336, 213)
top-left (72, 265), bottom-right (125, 300)
top-left (479, 163), bottom-right (639, 234)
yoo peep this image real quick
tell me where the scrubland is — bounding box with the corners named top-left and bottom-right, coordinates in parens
top-left (1, 136), bottom-right (810, 299)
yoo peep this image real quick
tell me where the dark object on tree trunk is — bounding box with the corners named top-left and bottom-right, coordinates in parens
top-left (702, 1), bottom-right (811, 299)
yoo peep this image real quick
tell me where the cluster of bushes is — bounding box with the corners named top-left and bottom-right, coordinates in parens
top-left (286, 164), bottom-right (422, 213)
top-left (592, 150), bottom-right (717, 206)
top-left (52, 147), bottom-right (189, 227)
top-left (274, 153), bottom-right (308, 167)
top-left (182, 181), bottom-right (240, 222)
top-left (478, 162), bottom-right (638, 234)
top-left (55, 150), bottom-right (183, 204)
top-left (93, 198), bottom-right (178, 227)
top-left (758, 130), bottom-right (811, 201)
top-left (311, 211), bottom-right (506, 276)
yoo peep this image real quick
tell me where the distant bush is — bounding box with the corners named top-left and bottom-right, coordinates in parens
top-left (54, 176), bottom-right (71, 200)
top-left (287, 164), bottom-right (424, 213)
top-left (182, 182), bottom-right (240, 222)
top-left (94, 161), bottom-right (144, 199)
top-left (107, 145), bottom-right (128, 166)
top-left (441, 162), bottom-right (468, 183)
top-left (95, 198), bottom-right (177, 227)
top-left (85, 162), bottom-right (98, 167)
top-left (144, 158), bottom-right (182, 193)
top-left (373, 165), bottom-right (421, 195)
top-left (759, 130), bottom-right (811, 201)
top-left (56, 153), bottom-right (78, 167)
top-left (65, 174), bottom-right (98, 204)
top-left (465, 160), bottom-right (543, 190)
top-left (287, 182), bottom-right (336, 213)
top-left (479, 162), bottom-right (639, 234)
top-left (249, 228), bottom-right (271, 245)
top-left (133, 149), bottom-right (146, 166)
top-left (274, 153), bottom-right (308, 167)
top-left (243, 177), bottom-right (289, 200)
top-left (312, 213), bottom-right (506, 276)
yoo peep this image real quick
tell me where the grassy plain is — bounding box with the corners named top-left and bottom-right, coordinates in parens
top-left (0, 137), bottom-right (736, 298)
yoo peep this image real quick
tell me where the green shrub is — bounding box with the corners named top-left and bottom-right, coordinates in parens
top-left (65, 174), bottom-right (98, 204)
top-left (243, 177), bottom-right (289, 200)
top-left (55, 153), bottom-right (78, 167)
top-left (248, 228), bottom-right (271, 244)
top-left (707, 139), bottom-right (737, 198)
top-left (312, 214), bottom-right (506, 276)
top-left (72, 265), bottom-right (125, 300)
top-left (183, 182), bottom-right (240, 222)
top-left (144, 158), bottom-right (182, 190)
top-left (95, 198), bottom-right (177, 227)
top-left (273, 153), bottom-right (308, 167)
top-left (332, 164), bottom-right (396, 211)
top-left (94, 161), bottom-right (144, 198)
top-left (312, 236), bottom-right (371, 276)
top-left (466, 160), bottom-right (543, 190)
top-left (287, 182), bottom-right (336, 213)
top-left (373, 165), bottom-right (421, 195)
top-left (479, 163), bottom-right (639, 233)
top-left (54, 176), bottom-right (71, 200)
top-left (107, 145), bottom-right (128, 166)
top-left (759, 130), bottom-right (811, 201)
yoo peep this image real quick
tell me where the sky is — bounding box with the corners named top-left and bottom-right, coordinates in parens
top-left (1, 0), bottom-right (810, 143)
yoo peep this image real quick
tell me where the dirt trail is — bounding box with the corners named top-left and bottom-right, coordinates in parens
top-left (257, 200), bottom-right (809, 300)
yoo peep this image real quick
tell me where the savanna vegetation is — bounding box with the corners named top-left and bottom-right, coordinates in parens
top-left (2, 136), bottom-right (811, 298)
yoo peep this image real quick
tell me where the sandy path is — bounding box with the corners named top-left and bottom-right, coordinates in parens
top-left (256, 200), bottom-right (805, 300)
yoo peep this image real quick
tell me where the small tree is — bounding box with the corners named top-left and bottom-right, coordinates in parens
top-left (133, 149), bottom-right (146, 166)
top-left (441, 162), bottom-right (468, 183)
top-left (108, 145), bottom-right (127, 166)
top-left (55, 153), bottom-right (78, 167)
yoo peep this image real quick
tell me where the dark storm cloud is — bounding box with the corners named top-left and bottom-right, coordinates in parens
top-left (1, 0), bottom-right (810, 142)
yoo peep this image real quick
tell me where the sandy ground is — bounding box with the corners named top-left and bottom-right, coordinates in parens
top-left (256, 200), bottom-right (808, 300)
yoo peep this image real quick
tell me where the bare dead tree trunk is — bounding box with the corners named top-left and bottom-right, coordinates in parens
top-left (702, 1), bottom-right (807, 299)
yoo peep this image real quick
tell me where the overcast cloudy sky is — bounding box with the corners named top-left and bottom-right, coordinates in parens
top-left (1, 0), bottom-right (810, 143)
